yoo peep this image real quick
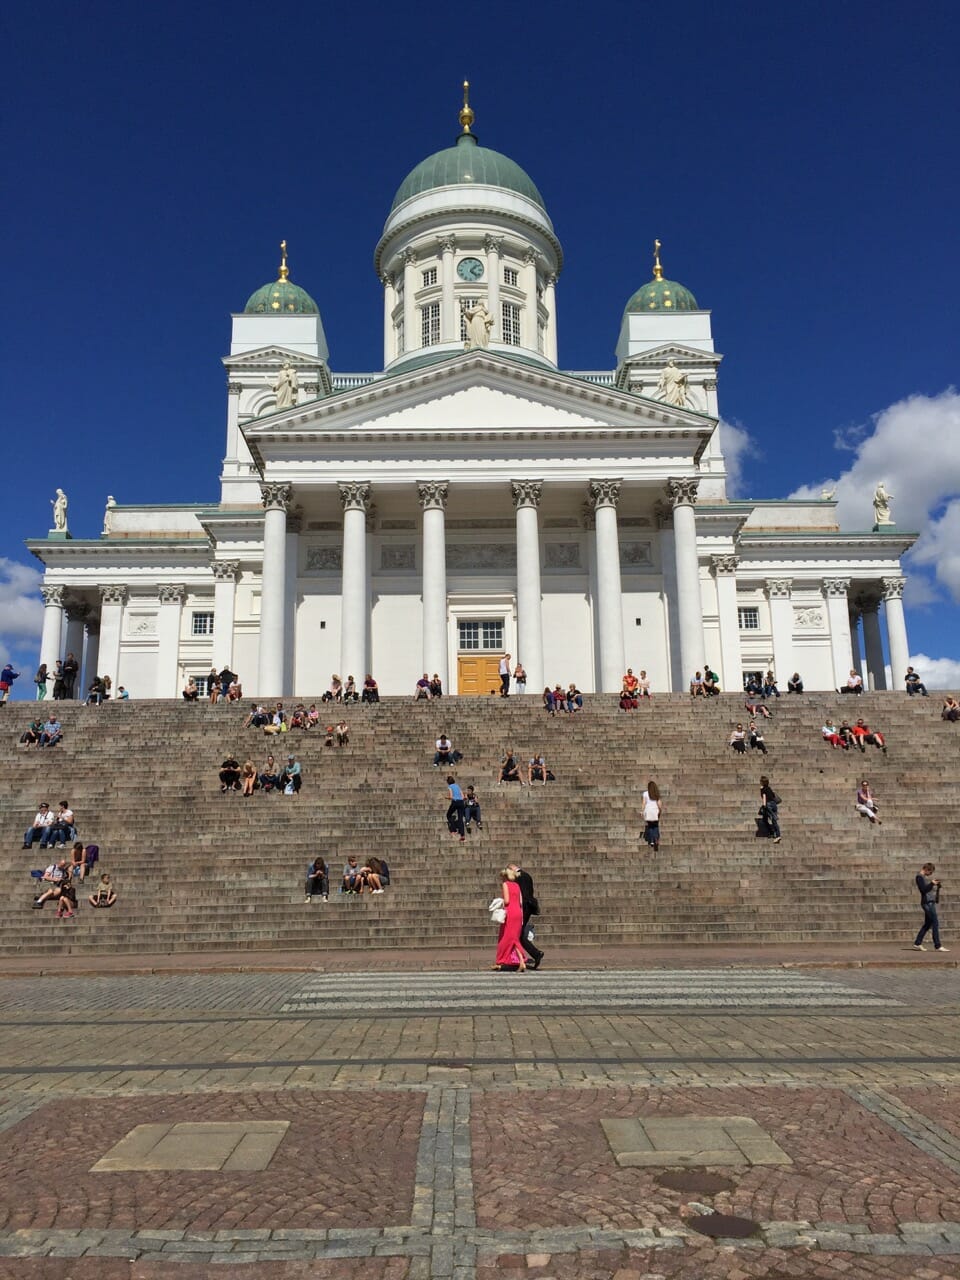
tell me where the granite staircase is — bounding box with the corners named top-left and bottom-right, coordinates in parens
top-left (1, 692), bottom-right (956, 957)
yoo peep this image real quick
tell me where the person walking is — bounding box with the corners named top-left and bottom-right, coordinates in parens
top-left (498, 653), bottom-right (511, 698)
top-left (492, 866), bottom-right (526, 971)
top-left (34, 664), bottom-right (48, 701)
top-left (759, 775), bottom-right (781, 842)
top-left (509, 861), bottom-right (544, 969)
top-left (641, 780), bottom-right (662, 852)
top-left (914, 862), bottom-right (949, 952)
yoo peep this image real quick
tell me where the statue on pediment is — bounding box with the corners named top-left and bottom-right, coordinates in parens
top-left (655, 359), bottom-right (688, 408)
top-left (463, 301), bottom-right (493, 350)
top-left (103, 495), bottom-right (117, 534)
top-left (51, 488), bottom-right (68, 532)
top-left (273, 361), bottom-right (298, 410)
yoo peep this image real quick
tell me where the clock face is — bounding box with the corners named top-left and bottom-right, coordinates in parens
top-left (457, 257), bottom-right (484, 282)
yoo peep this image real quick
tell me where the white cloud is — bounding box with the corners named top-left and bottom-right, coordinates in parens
top-left (906, 653), bottom-right (960, 691)
top-left (718, 418), bottom-right (752, 499)
top-left (789, 389), bottom-right (960, 600)
top-left (0, 558), bottom-right (43, 665)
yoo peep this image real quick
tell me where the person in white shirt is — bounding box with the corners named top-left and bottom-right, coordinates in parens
top-left (433, 735), bottom-right (460, 766)
top-left (729, 724), bottom-right (747, 754)
top-left (498, 654), bottom-right (512, 698)
top-left (641, 781), bottom-right (662, 852)
top-left (23, 803), bottom-right (55, 849)
top-left (637, 670), bottom-right (652, 699)
top-left (42, 801), bottom-right (75, 849)
top-left (841, 669), bottom-right (864, 695)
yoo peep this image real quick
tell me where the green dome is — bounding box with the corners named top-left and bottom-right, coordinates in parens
top-left (244, 277), bottom-right (318, 315)
top-left (391, 133), bottom-right (545, 212)
top-left (624, 276), bottom-right (699, 314)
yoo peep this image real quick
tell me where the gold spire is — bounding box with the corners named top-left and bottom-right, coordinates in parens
top-left (458, 79), bottom-right (475, 135)
top-left (653, 238), bottom-right (664, 282)
top-left (278, 239), bottom-right (289, 281)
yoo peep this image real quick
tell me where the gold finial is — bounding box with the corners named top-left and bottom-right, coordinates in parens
top-left (653, 238), bottom-right (664, 282)
top-left (458, 79), bottom-right (475, 135)
top-left (278, 239), bottom-right (289, 281)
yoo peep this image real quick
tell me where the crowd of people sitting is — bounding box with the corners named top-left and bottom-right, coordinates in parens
top-left (619, 668), bottom-right (652, 709)
top-left (219, 752), bottom-right (303, 794)
top-left (543, 684), bottom-right (583, 714)
top-left (821, 716), bottom-right (887, 753)
top-left (22, 797), bottom-right (114, 919)
top-left (414, 672), bottom-right (445, 700)
top-left (496, 747), bottom-right (556, 786)
top-left (305, 853), bottom-right (391, 898)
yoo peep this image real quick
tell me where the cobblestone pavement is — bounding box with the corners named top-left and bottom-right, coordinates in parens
top-left (2, 967), bottom-right (960, 1278)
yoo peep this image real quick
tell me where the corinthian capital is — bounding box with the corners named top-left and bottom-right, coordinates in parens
top-left (765, 578), bottom-right (792, 600)
top-left (99, 585), bottom-right (127, 606)
top-left (711, 555), bottom-right (739, 576)
top-left (158, 584), bottom-right (185, 605)
top-left (589, 479), bottom-right (622, 510)
top-left (211, 560), bottom-right (239, 582)
top-left (41, 585), bottom-right (65, 608)
top-left (438, 235), bottom-right (457, 254)
top-left (417, 481), bottom-right (449, 511)
top-left (401, 247), bottom-right (418, 267)
top-left (338, 481), bottom-right (372, 513)
top-left (881, 576), bottom-right (905, 601)
top-left (260, 482), bottom-right (292, 513)
top-left (227, 381), bottom-right (242, 395)
top-left (822, 577), bottom-right (851, 599)
top-left (482, 234), bottom-right (503, 255)
top-left (666, 477), bottom-right (700, 509)
top-left (511, 480), bottom-right (543, 510)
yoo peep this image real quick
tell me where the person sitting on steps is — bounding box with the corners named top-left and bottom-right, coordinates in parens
top-left (464, 785), bottom-right (482, 833)
top-left (840, 669), bottom-right (863, 695)
top-left (343, 676), bottom-right (359, 704)
top-left (497, 749), bottom-right (524, 784)
top-left (23, 802), bottom-right (54, 848)
top-left (942, 695), bottom-right (960, 722)
top-left (182, 677), bottom-right (200, 701)
top-left (240, 759), bottom-right (257, 796)
top-left (429, 673), bottom-right (443, 698)
top-left (219, 755), bottom-right (241, 792)
top-left (762, 670), bottom-right (780, 698)
top-left (744, 699), bottom-right (772, 720)
top-left (335, 719), bottom-right (349, 747)
top-left (88, 873), bottom-right (117, 908)
top-left (703, 666), bottom-right (721, 696)
top-left (280, 755), bottom-right (302, 793)
top-left (259, 754), bottom-right (280, 792)
top-left (414, 673), bottom-right (432, 700)
top-left (528, 752), bottom-right (554, 785)
top-left (851, 717), bottom-right (886, 754)
top-left (689, 671), bottom-right (706, 697)
top-left (32, 859), bottom-right (69, 909)
top-left (787, 672), bottom-right (804, 694)
top-left (856, 780), bottom-right (882, 825)
top-left (637, 670), bottom-right (652, 699)
top-left (361, 674), bottom-right (380, 703)
top-left (729, 723), bottom-right (747, 753)
top-left (433, 733), bottom-right (460, 767)
top-left (304, 857), bottom-right (329, 902)
top-left (342, 855), bottom-right (363, 893)
top-left (905, 666), bottom-right (929, 697)
top-left (748, 721), bottom-right (767, 754)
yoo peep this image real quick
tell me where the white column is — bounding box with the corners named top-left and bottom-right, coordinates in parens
top-left (97, 585), bottom-right (126, 687)
top-left (223, 382), bottom-right (242, 474)
top-left (64, 602), bottom-right (88, 679)
top-left (439, 236), bottom-right (456, 342)
top-left (765, 578), bottom-right (794, 685)
top-left (484, 235), bottom-right (502, 341)
top-left (381, 273), bottom-right (397, 366)
top-left (882, 576), bottom-right (909, 687)
top-left (656, 503), bottom-right (682, 689)
top-left (861, 593), bottom-right (887, 689)
top-left (257, 482), bottom-right (291, 698)
top-left (512, 480), bottom-right (544, 692)
top-left (667, 478), bottom-right (705, 687)
top-left (82, 620), bottom-right (99, 691)
top-left (823, 578), bottom-right (853, 689)
top-left (544, 273), bottom-right (558, 365)
top-left (418, 481), bottom-right (449, 687)
top-left (712, 556), bottom-right (742, 692)
top-left (285, 512), bottom-right (301, 694)
top-left (521, 248), bottom-right (539, 349)
top-left (402, 248), bottom-right (417, 350)
top-left (211, 561), bottom-right (239, 672)
top-left (156, 585), bottom-right (185, 698)
top-left (849, 606), bottom-right (863, 677)
top-left (590, 479), bottom-right (625, 691)
top-left (39, 585), bottom-right (65, 674)
top-left (339, 482), bottom-right (371, 681)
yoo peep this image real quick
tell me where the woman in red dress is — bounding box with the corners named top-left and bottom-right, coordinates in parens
top-left (493, 867), bottom-right (526, 971)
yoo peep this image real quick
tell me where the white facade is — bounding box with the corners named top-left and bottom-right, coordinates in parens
top-left (29, 109), bottom-right (915, 699)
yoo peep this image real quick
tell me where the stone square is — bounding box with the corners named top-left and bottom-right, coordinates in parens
top-left (600, 1114), bottom-right (793, 1167)
top-left (90, 1120), bottom-right (290, 1173)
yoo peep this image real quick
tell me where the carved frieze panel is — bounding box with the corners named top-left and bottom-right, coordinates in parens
top-left (620, 541), bottom-right (653, 568)
top-left (446, 543), bottom-right (516, 571)
top-left (794, 606), bottom-right (825, 629)
top-left (381, 544), bottom-right (416, 571)
top-left (126, 614), bottom-right (157, 637)
top-left (305, 547), bottom-right (343, 572)
top-left (545, 542), bottom-right (581, 569)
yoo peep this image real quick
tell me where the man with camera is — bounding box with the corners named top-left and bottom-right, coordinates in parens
top-left (914, 862), bottom-right (949, 952)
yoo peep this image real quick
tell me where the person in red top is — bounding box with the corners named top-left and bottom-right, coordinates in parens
top-left (623, 668), bottom-right (639, 694)
top-left (851, 717), bottom-right (886, 754)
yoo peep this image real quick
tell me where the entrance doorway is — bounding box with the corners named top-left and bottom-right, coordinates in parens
top-left (457, 655), bottom-right (501, 696)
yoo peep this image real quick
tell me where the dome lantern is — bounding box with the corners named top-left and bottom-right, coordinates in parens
top-left (244, 240), bottom-right (319, 315)
top-left (623, 240), bottom-right (699, 315)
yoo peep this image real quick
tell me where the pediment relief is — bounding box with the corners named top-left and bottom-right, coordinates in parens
top-left (223, 346), bottom-right (323, 371)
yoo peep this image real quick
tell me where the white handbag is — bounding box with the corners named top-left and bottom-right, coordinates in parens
top-left (488, 897), bottom-right (506, 925)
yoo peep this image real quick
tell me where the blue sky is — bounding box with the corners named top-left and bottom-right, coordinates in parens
top-left (2, 0), bottom-right (959, 690)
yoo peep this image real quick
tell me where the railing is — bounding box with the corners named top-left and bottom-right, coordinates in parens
top-left (331, 373), bottom-right (379, 391)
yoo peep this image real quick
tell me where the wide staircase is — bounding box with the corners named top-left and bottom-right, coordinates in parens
top-left (1, 693), bottom-right (956, 957)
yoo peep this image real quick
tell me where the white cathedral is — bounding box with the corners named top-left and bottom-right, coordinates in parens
top-left (31, 89), bottom-right (915, 699)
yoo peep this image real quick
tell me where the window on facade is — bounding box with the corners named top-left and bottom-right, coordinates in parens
top-left (421, 267), bottom-right (437, 287)
top-left (501, 302), bottom-right (521, 346)
top-left (503, 266), bottom-right (518, 286)
top-left (742, 670), bottom-right (763, 692)
top-left (459, 297), bottom-right (477, 343)
top-left (191, 612), bottom-right (214, 636)
top-left (737, 607), bottom-right (760, 631)
top-left (458, 620), bottom-right (504, 651)
top-left (192, 674), bottom-right (210, 696)
top-left (421, 302), bottom-right (440, 347)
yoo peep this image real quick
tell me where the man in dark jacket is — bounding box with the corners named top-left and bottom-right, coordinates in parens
top-left (914, 863), bottom-right (949, 952)
top-left (509, 862), bottom-right (544, 970)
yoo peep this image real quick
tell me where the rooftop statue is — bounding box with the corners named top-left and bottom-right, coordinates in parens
top-left (463, 300), bottom-right (492, 350)
top-left (655, 359), bottom-right (689, 408)
top-left (273, 361), bottom-right (298, 410)
top-left (51, 488), bottom-right (68, 533)
top-left (873, 482), bottom-right (894, 527)
top-left (103, 495), bottom-right (117, 534)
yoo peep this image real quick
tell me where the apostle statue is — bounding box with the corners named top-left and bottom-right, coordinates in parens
top-left (463, 301), bottom-right (493, 350)
top-left (51, 488), bottom-right (68, 532)
top-left (655, 359), bottom-right (689, 408)
top-left (103, 495), bottom-right (117, 534)
top-left (273, 361), bottom-right (298, 409)
top-left (872, 482), bottom-right (894, 527)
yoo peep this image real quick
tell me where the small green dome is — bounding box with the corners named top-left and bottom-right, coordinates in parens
top-left (624, 276), bottom-right (699, 314)
top-left (244, 277), bottom-right (318, 315)
top-left (391, 133), bottom-right (545, 212)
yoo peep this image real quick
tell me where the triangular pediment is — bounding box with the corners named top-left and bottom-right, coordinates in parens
top-left (245, 350), bottom-right (715, 444)
top-left (620, 342), bottom-right (723, 369)
top-left (223, 346), bottom-right (325, 370)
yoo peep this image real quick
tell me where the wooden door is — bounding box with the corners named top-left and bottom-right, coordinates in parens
top-left (457, 655), bottom-right (501, 696)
